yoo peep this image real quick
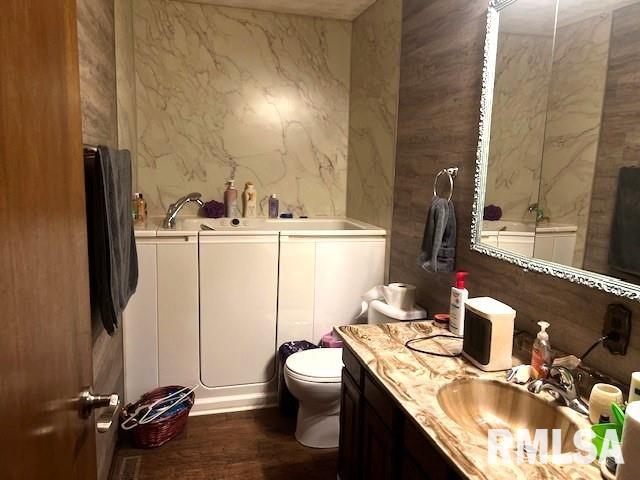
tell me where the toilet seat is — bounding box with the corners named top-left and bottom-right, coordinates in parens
top-left (285, 348), bottom-right (343, 383)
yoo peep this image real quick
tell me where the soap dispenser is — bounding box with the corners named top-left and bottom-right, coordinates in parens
top-left (531, 321), bottom-right (552, 379)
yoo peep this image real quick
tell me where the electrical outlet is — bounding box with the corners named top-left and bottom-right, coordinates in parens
top-left (602, 303), bottom-right (631, 355)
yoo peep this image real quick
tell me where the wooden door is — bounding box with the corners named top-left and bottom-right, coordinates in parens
top-left (0, 0), bottom-right (97, 478)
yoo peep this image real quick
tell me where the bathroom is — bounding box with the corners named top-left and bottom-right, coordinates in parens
top-left (3, 0), bottom-right (640, 479)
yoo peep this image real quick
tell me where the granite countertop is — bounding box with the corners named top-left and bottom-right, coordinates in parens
top-left (335, 321), bottom-right (602, 480)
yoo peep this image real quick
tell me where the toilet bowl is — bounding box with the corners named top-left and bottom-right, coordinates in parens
top-left (284, 348), bottom-right (343, 448)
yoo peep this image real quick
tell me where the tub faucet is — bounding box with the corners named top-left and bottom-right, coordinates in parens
top-left (527, 365), bottom-right (589, 416)
top-left (163, 192), bottom-right (205, 229)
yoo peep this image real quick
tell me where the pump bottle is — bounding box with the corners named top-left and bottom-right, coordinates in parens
top-left (531, 321), bottom-right (552, 379)
top-left (449, 272), bottom-right (469, 336)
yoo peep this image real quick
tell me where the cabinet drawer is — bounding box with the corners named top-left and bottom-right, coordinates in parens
top-left (364, 374), bottom-right (395, 429)
top-left (343, 346), bottom-right (363, 387)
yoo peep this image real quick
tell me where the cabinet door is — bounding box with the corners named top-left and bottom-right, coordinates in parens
top-left (199, 234), bottom-right (279, 387)
top-left (123, 241), bottom-right (158, 403)
top-left (157, 236), bottom-right (200, 387)
top-left (338, 370), bottom-right (362, 480)
top-left (401, 452), bottom-right (429, 480)
top-left (361, 403), bottom-right (394, 480)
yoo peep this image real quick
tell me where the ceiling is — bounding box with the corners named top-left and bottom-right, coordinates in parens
top-left (178, 0), bottom-right (379, 20)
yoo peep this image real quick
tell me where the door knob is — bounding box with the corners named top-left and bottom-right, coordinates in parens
top-left (79, 389), bottom-right (121, 433)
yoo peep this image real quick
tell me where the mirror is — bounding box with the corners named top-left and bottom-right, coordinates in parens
top-left (473, 0), bottom-right (640, 300)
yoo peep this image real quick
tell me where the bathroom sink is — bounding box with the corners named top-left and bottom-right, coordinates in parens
top-left (437, 378), bottom-right (580, 453)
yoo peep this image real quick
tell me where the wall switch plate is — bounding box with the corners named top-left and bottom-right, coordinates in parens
top-left (602, 303), bottom-right (631, 355)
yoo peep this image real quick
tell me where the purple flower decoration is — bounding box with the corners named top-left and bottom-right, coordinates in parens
top-left (483, 204), bottom-right (502, 221)
top-left (203, 199), bottom-right (225, 218)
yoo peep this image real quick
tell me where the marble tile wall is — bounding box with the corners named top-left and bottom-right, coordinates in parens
top-left (539, 14), bottom-right (611, 268)
top-left (346, 0), bottom-right (402, 234)
top-left (133, 0), bottom-right (352, 216)
top-left (115, 0), bottom-right (138, 187)
top-left (485, 33), bottom-right (554, 223)
top-left (77, 0), bottom-right (118, 147)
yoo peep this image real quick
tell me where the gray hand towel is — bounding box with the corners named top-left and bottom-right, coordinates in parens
top-left (84, 146), bottom-right (138, 334)
top-left (609, 167), bottom-right (640, 279)
top-left (418, 196), bottom-right (457, 273)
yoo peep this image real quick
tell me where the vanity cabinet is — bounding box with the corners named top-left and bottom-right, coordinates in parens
top-left (339, 347), bottom-right (461, 480)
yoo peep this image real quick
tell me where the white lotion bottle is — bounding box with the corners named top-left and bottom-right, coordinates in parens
top-left (449, 272), bottom-right (469, 336)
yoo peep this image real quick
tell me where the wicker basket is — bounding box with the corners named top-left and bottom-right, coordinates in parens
top-left (120, 385), bottom-right (194, 448)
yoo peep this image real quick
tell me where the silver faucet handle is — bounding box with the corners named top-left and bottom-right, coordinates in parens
top-left (548, 365), bottom-right (577, 392)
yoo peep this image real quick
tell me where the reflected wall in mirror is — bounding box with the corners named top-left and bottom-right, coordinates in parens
top-left (475, 0), bottom-right (640, 299)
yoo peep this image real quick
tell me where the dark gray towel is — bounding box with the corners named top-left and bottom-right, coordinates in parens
top-left (609, 167), bottom-right (640, 279)
top-left (418, 196), bottom-right (457, 273)
top-left (84, 146), bottom-right (138, 334)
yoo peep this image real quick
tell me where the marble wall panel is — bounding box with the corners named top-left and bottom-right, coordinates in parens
top-left (77, 0), bottom-right (118, 146)
top-left (485, 33), bottom-right (553, 223)
top-left (539, 14), bottom-right (611, 268)
top-left (115, 0), bottom-right (138, 188)
top-left (346, 0), bottom-right (402, 232)
top-left (133, 0), bottom-right (351, 216)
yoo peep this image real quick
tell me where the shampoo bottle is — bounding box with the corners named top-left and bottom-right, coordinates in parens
top-left (449, 272), bottom-right (469, 336)
top-left (243, 182), bottom-right (257, 217)
top-left (531, 321), bottom-right (552, 379)
top-left (224, 179), bottom-right (238, 217)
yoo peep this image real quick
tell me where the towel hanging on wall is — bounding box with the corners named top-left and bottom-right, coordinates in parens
top-left (418, 167), bottom-right (458, 273)
top-left (84, 146), bottom-right (138, 334)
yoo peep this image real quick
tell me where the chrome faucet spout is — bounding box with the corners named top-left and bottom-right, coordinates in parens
top-left (527, 366), bottom-right (589, 416)
top-left (163, 192), bottom-right (205, 229)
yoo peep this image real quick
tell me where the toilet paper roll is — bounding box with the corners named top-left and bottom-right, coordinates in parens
top-left (616, 401), bottom-right (640, 480)
top-left (357, 283), bottom-right (417, 319)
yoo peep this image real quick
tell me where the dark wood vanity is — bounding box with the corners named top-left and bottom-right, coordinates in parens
top-left (338, 346), bottom-right (462, 480)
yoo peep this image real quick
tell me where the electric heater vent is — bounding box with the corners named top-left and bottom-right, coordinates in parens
top-left (115, 456), bottom-right (141, 480)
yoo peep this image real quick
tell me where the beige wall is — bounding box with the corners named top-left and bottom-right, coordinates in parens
top-left (132, 0), bottom-right (352, 217)
top-left (485, 32), bottom-right (553, 223)
top-left (539, 14), bottom-right (611, 268)
top-left (346, 0), bottom-right (402, 232)
top-left (76, 1), bottom-right (122, 479)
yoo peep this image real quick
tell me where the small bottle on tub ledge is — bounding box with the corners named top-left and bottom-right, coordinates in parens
top-left (268, 194), bottom-right (279, 219)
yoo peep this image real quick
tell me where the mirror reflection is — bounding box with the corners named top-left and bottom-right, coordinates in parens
top-left (482, 0), bottom-right (640, 286)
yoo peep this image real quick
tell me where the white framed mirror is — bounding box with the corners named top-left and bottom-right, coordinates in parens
top-left (472, 0), bottom-right (640, 301)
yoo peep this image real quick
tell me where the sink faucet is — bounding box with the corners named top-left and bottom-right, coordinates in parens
top-left (163, 192), bottom-right (205, 229)
top-left (527, 203), bottom-right (550, 223)
top-left (527, 365), bottom-right (589, 416)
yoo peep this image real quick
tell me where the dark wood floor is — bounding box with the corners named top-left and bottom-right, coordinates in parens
top-left (110, 408), bottom-right (338, 480)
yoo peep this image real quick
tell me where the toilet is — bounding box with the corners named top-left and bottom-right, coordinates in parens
top-left (284, 300), bottom-right (426, 448)
top-left (284, 347), bottom-right (343, 448)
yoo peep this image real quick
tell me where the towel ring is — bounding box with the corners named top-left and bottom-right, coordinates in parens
top-left (433, 167), bottom-right (458, 202)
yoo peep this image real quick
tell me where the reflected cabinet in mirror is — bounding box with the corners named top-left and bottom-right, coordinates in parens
top-left (473, 0), bottom-right (640, 300)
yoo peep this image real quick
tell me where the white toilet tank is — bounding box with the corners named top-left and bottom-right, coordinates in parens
top-left (368, 299), bottom-right (427, 325)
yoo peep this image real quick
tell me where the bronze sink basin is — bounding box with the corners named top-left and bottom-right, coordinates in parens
top-left (436, 378), bottom-right (580, 453)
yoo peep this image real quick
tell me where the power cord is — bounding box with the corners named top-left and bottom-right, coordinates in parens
top-left (405, 333), bottom-right (463, 358)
